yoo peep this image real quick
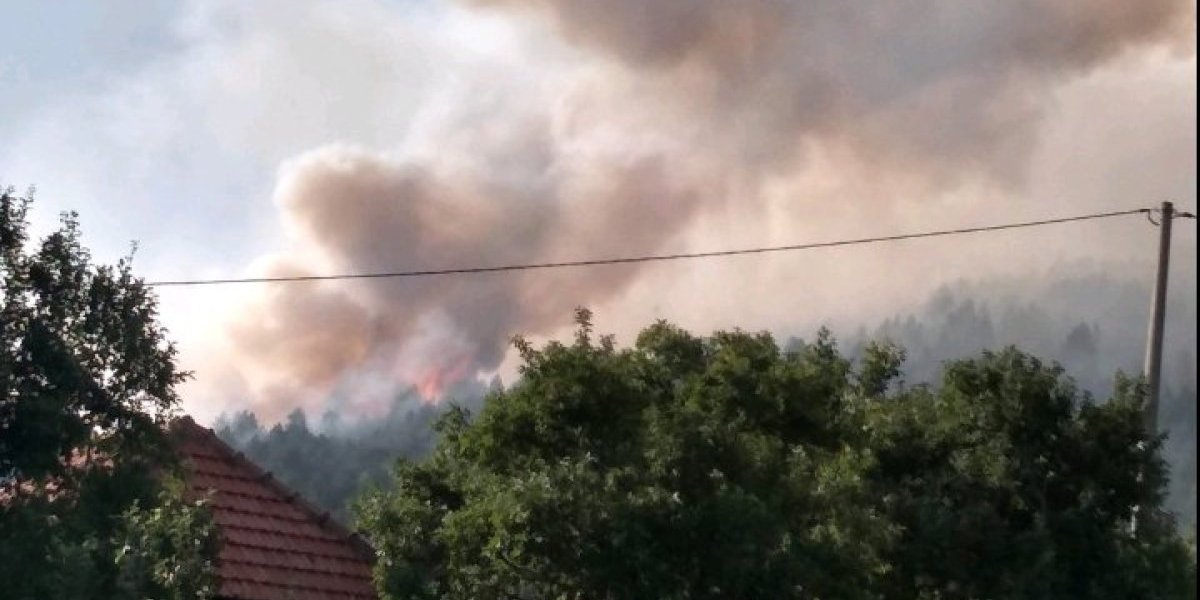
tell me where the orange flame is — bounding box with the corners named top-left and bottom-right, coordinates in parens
top-left (414, 356), bottom-right (473, 402)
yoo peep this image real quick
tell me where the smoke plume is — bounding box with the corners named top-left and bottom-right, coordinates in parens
top-left (471, 0), bottom-right (1191, 184)
top-left (208, 0), bottom-right (1193, 418)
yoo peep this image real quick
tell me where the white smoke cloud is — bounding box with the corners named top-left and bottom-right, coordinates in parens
top-left (185, 0), bottom-right (1194, 421)
top-left (1, 1), bottom-right (1191, 423)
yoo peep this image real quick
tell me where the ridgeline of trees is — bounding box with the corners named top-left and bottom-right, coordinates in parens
top-left (218, 276), bottom-right (1198, 532)
top-left (836, 277), bottom-right (1197, 530)
top-left (214, 400), bottom-right (453, 523)
top-left (1, 191), bottom-right (217, 600)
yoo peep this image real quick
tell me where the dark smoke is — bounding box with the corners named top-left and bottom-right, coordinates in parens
top-left (472, 0), bottom-right (1193, 185)
top-left (213, 1), bottom-right (1193, 418)
top-left (226, 141), bottom-right (712, 417)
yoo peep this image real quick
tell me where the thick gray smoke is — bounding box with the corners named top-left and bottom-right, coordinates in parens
top-left (213, 0), bottom-right (1193, 418)
top-left (228, 140), bottom-right (713, 415)
top-left (472, 0), bottom-right (1193, 186)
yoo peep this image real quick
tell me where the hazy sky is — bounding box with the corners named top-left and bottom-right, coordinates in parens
top-left (2, 1), bottom-right (1195, 423)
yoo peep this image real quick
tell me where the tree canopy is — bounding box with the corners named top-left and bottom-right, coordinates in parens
top-left (356, 310), bottom-right (1195, 599)
top-left (215, 282), bottom-right (1197, 532)
top-left (0, 189), bottom-right (216, 599)
top-left (214, 401), bottom-right (446, 522)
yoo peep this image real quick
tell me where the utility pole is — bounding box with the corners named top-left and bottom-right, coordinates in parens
top-left (1142, 201), bottom-right (1174, 435)
top-left (1132, 201), bottom-right (1192, 534)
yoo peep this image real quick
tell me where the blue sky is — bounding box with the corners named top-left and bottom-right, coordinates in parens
top-left (1, 2), bottom-right (178, 128)
top-left (3, 2), bottom-right (259, 267)
top-left (2, 1), bottom-right (443, 272)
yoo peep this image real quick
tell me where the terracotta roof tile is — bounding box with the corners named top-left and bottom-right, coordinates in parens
top-left (173, 417), bottom-right (378, 600)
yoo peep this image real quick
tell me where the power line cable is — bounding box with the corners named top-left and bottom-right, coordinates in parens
top-left (146, 207), bottom-right (1159, 287)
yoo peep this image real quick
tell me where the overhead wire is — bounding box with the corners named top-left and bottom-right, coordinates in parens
top-left (146, 207), bottom-right (1161, 287)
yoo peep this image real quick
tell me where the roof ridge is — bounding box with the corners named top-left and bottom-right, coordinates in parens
top-left (172, 417), bottom-right (377, 562)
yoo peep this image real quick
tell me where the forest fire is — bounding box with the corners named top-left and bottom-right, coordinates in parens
top-left (414, 356), bottom-right (474, 402)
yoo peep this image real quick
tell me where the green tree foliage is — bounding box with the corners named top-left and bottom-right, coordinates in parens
top-left (357, 311), bottom-right (1195, 599)
top-left (1, 189), bottom-right (184, 480)
top-left (865, 356), bottom-right (1193, 599)
top-left (2, 473), bottom-right (218, 600)
top-left (114, 479), bottom-right (219, 600)
top-left (0, 189), bottom-right (215, 599)
top-left (218, 280), bottom-right (1197, 531)
top-left (850, 283), bottom-right (1197, 530)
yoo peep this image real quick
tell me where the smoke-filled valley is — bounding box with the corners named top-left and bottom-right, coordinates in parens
top-left (215, 271), bottom-right (1197, 530)
top-left (164, 0), bottom-right (1195, 429)
top-left (147, 0), bottom-right (1194, 541)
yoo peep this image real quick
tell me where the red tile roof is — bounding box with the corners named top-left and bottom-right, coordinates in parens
top-left (173, 417), bottom-right (378, 600)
